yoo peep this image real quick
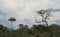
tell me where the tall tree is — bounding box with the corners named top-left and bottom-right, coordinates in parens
top-left (35, 10), bottom-right (52, 37)
top-left (35, 10), bottom-right (52, 26)
top-left (8, 17), bottom-right (16, 29)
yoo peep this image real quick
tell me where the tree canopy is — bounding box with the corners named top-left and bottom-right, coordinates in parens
top-left (0, 24), bottom-right (60, 37)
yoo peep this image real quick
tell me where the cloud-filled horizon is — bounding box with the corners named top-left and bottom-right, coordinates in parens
top-left (0, 0), bottom-right (60, 29)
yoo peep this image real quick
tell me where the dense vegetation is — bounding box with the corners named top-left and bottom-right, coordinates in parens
top-left (0, 24), bottom-right (60, 37)
top-left (0, 10), bottom-right (60, 37)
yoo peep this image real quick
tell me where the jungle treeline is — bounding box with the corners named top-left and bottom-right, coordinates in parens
top-left (0, 24), bottom-right (60, 37)
top-left (0, 10), bottom-right (60, 37)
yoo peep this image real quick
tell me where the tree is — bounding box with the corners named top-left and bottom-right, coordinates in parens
top-left (0, 24), bottom-right (10, 37)
top-left (18, 24), bottom-right (24, 29)
top-left (35, 10), bottom-right (53, 37)
top-left (31, 24), bottom-right (46, 37)
top-left (35, 10), bottom-right (52, 26)
top-left (18, 24), bottom-right (29, 37)
top-left (8, 17), bottom-right (16, 29)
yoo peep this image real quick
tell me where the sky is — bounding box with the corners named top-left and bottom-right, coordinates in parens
top-left (0, 0), bottom-right (60, 29)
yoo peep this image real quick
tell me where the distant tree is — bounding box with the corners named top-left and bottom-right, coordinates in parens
top-left (18, 24), bottom-right (29, 37)
top-left (35, 10), bottom-right (52, 26)
top-left (24, 25), bottom-right (28, 37)
top-left (19, 24), bottom-right (24, 29)
top-left (8, 17), bottom-right (16, 29)
top-left (31, 24), bottom-right (46, 37)
top-left (35, 10), bottom-right (53, 37)
top-left (0, 24), bottom-right (10, 37)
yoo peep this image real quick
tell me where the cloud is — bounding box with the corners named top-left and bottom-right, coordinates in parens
top-left (45, 8), bottom-right (60, 13)
top-left (0, 0), bottom-right (60, 29)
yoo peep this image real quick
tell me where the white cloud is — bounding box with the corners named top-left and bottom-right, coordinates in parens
top-left (2, 0), bottom-right (17, 10)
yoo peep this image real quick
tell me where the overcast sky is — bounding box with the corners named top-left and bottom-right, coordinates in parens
top-left (0, 0), bottom-right (60, 29)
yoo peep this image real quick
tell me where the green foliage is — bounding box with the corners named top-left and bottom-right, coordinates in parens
top-left (8, 17), bottom-right (16, 22)
top-left (0, 24), bottom-right (60, 37)
top-left (36, 10), bottom-right (52, 27)
top-left (8, 17), bottom-right (16, 25)
top-left (8, 17), bottom-right (16, 29)
top-left (0, 24), bottom-right (11, 37)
